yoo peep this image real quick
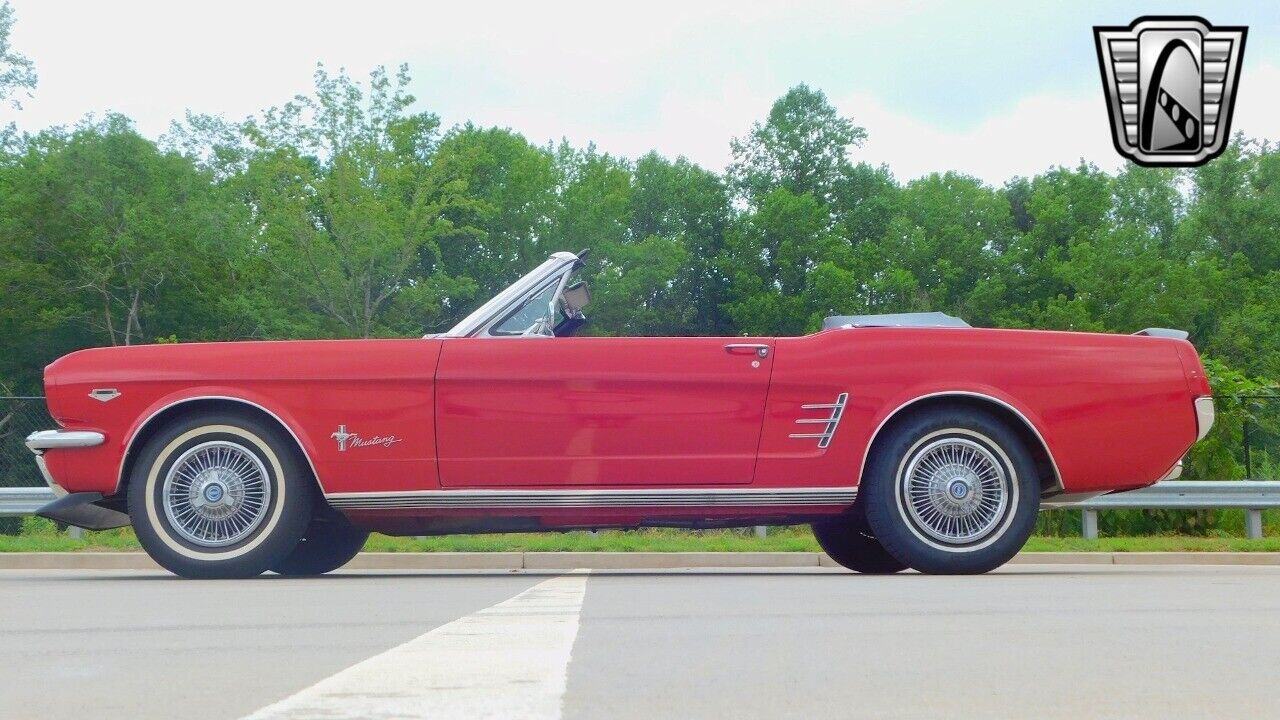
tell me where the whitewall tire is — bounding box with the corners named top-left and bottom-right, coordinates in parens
top-left (127, 413), bottom-right (314, 578)
top-left (862, 405), bottom-right (1040, 574)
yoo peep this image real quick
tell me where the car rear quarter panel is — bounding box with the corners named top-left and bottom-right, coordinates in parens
top-left (755, 328), bottom-right (1199, 493)
top-left (41, 339), bottom-right (441, 496)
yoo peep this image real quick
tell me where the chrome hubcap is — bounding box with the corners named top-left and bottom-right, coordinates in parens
top-left (162, 441), bottom-right (271, 547)
top-left (903, 437), bottom-right (1009, 544)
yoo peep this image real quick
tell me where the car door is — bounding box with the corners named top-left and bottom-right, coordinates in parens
top-left (434, 336), bottom-right (774, 487)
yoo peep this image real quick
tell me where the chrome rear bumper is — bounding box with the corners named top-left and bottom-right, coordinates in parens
top-left (1194, 397), bottom-right (1215, 441)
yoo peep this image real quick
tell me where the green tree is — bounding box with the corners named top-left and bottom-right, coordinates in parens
top-left (1210, 273), bottom-right (1280, 381)
top-left (721, 188), bottom-right (839, 335)
top-left (630, 153), bottom-right (733, 335)
top-left (0, 116), bottom-right (242, 389)
top-left (996, 163), bottom-right (1114, 329)
top-left (729, 84), bottom-right (866, 208)
top-left (544, 144), bottom-right (639, 333)
top-left (832, 161), bottom-right (900, 246)
top-left (1182, 139), bottom-right (1280, 272)
top-left (427, 125), bottom-right (557, 301)
top-left (875, 172), bottom-right (1013, 324)
top-left (233, 65), bottom-right (474, 338)
top-left (0, 0), bottom-right (36, 112)
top-left (2, 117), bottom-right (228, 344)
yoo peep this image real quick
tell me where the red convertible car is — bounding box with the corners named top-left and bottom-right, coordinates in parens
top-left (27, 250), bottom-right (1214, 577)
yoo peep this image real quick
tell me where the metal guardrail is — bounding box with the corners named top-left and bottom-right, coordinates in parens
top-left (0, 482), bottom-right (1277, 540)
top-left (0, 487), bottom-right (56, 516)
top-left (1078, 481), bottom-right (1280, 509)
top-left (1076, 481), bottom-right (1280, 540)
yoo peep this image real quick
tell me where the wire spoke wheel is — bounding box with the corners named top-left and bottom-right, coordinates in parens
top-left (902, 437), bottom-right (1010, 545)
top-left (162, 440), bottom-right (272, 548)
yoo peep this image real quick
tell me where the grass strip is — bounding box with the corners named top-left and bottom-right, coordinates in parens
top-left (4, 522), bottom-right (1280, 553)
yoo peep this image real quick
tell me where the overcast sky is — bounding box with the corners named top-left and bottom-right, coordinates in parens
top-left (3, 1), bottom-right (1278, 185)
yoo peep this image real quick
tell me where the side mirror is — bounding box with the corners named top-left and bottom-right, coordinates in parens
top-left (561, 281), bottom-right (591, 317)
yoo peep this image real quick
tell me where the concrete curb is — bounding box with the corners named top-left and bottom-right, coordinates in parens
top-left (1106, 552), bottom-right (1280, 566)
top-left (1, 551), bottom-right (1279, 571)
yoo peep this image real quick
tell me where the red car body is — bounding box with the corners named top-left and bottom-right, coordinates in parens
top-left (34, 313), bottom-right (1211, 535)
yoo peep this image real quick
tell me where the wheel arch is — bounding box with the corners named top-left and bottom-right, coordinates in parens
top-left (859, 391), bottom-right (1063, 494)
top-left (116, 395), bottom-right (325, 496)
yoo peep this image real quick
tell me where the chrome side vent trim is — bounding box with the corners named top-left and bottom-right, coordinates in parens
top-left (89, 388), bottom-right (121, 402)
top-left (789, 392), bottom-right (849, 449)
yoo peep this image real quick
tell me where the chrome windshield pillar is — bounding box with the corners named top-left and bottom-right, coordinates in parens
top-left (442, 251), bottom-right (580, 338)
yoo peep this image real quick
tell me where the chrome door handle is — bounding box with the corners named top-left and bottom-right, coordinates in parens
top-left (724, 343), bottom-right (769, 358)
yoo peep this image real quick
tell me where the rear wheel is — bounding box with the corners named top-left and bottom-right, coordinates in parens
top-left (811, 508), bottom-right (906, 574)
top-left (271, 514), bottom-right (369, 576)
top-left (127, 412), bottom-right (313, 579)
top-left (862, 405), bottom-right (1040, 575)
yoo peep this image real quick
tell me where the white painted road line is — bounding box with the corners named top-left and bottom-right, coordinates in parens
top-left (242, 571), bottom-right (590, 720)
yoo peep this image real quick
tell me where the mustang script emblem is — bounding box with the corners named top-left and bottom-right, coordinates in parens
top-left (331, 424), bottom-right (401, 452)
top-left (1094, 16), bottom-right (1247, 167)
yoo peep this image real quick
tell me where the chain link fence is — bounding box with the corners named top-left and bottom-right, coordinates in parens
top-left (0, 397), bottom-right (54, 533)
top-left (1232, 395), bottom-right (1280, 480)
top-left (0, 397), bottom-right (53, 490)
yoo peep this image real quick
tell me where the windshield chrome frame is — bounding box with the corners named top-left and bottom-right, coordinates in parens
top-left (441, 251), bottom-right (580, 338)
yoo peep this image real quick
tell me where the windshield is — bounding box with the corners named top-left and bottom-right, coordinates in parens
top-left (491, 279), bottom-right (560, 336)
top-left (444, 255), bottom-right (570, 337)
top-left (443, 252), bottom-right (582, 337)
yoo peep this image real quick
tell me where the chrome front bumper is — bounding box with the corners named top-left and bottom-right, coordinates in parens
top-left (25, 430), bottom-right (105, 496)
top-left (25, 430), bottom-right (106, 452)
top-left (22, 429), bottom-right (129, 530)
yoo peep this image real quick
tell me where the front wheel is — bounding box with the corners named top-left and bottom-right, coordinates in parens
top-left (862, 406), bottom-right (1040, 575)
top-left (127, 413), bottom-right (314, 579)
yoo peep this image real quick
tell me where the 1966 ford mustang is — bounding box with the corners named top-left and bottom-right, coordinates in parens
top-left (27, 250), bottom-right (1214, 577)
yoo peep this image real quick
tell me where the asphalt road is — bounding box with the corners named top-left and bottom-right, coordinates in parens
top-left (3, 564), bottom-right (1279, 719)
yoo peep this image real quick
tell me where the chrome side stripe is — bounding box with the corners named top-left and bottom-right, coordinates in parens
top-left (326, 487), bottom-right (857, 510)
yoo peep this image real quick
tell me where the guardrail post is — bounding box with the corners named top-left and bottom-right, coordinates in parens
top-left (754, 525), bottom-right (767, 539)
top-left (1246, 510), bottom-right (1263, 540)
top-left (1243, 418), bottom-right (1253, 479)
top-left (68, 526), bottom-right (83, 540)
top-left (1082, 510), bottom-right (1098, 540)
